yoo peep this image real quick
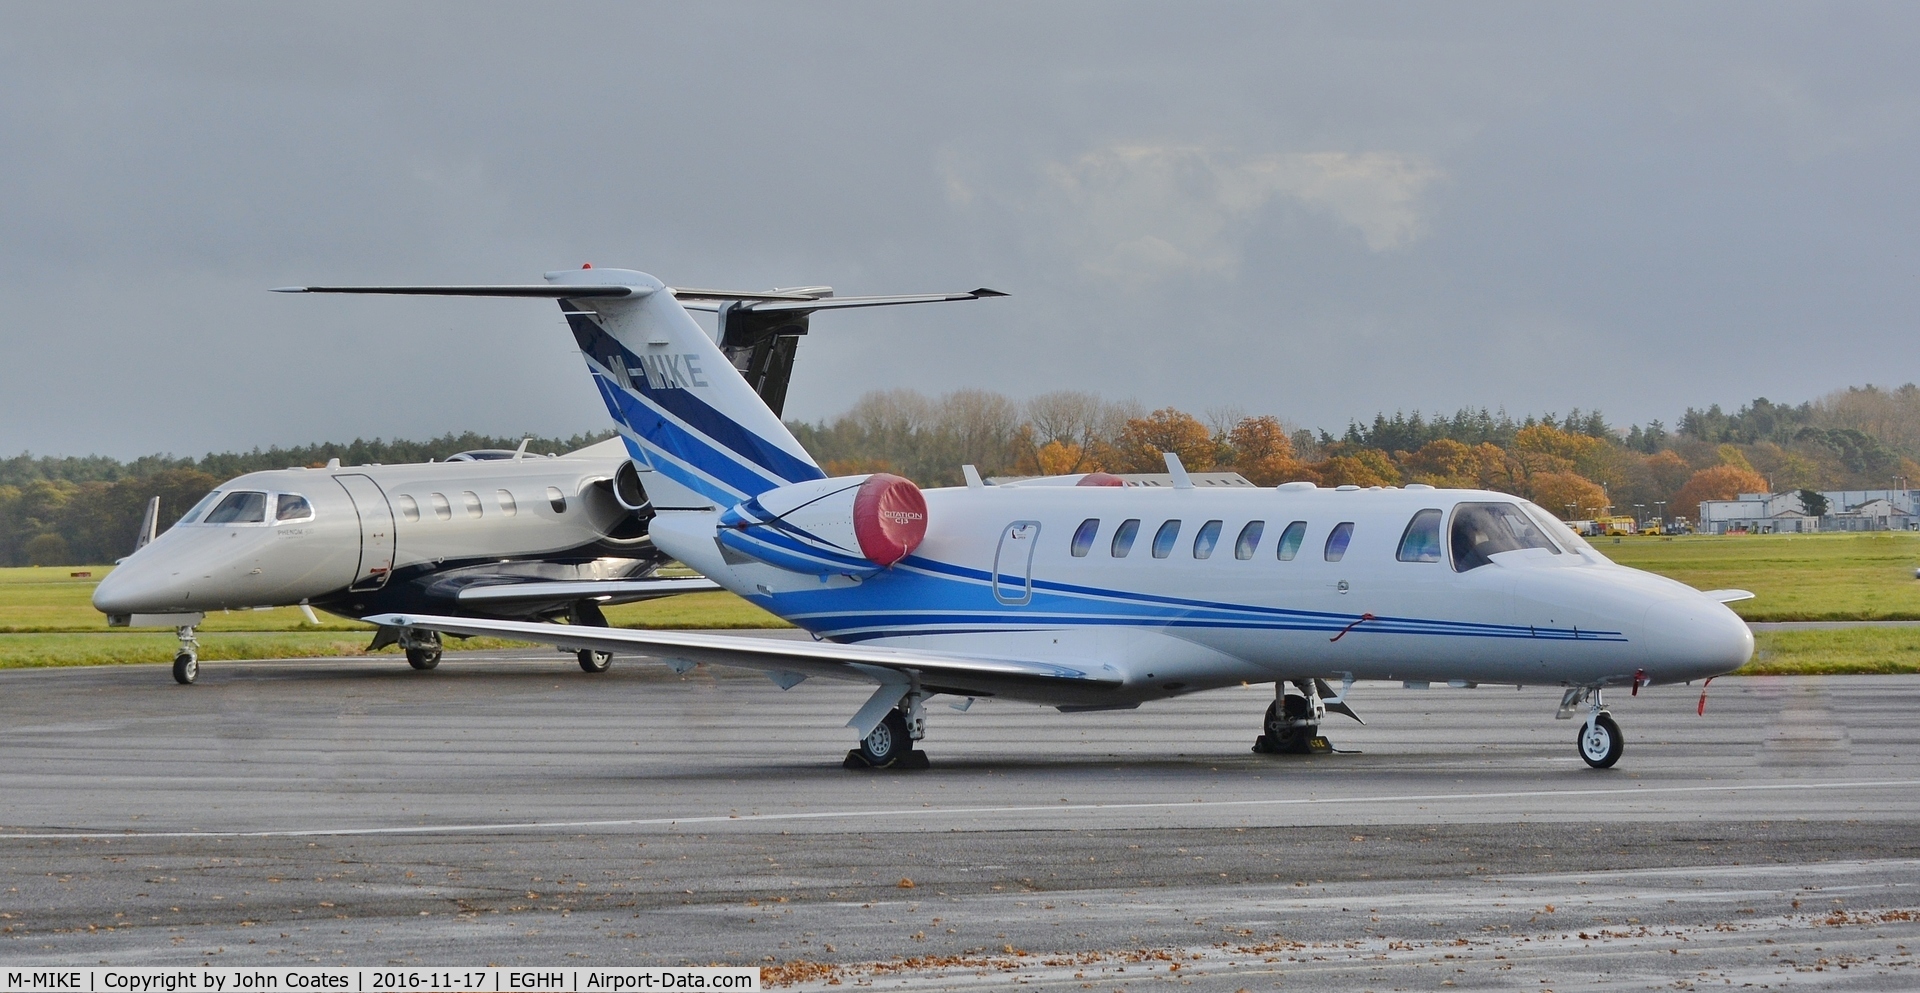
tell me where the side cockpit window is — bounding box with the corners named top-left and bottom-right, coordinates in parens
top-left (177, 490), bottom-right (223, 525)
top-left (1450, 502), bottom-right (1563, 572)
top-left (274, 494), bottom-right (314, 523)
top-left (203, 491), bottom-right (267, 525)
top-left (1396, 509), bottom-right (1443, 562)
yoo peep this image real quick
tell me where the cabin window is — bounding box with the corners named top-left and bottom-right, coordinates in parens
top-left (497, 489), bottom-right (518, 517)
top-left (461, 491), bottom-right (484, 519)
top-left (1324, 521), bottom-right (1355, 562)
top-left (1192, 520), bottom-right (1223, 559)
top-left (203, 491), bottom-right (267, 525)
top-left (395, 494), bottom-right (420, 523)
top-left (1234, 521), bottom-right (1264, 560)
top-left (177, 490), bottom-right (222, 525)
top-left (1151, 520), bottom-right (1181, 559)
top-left (1110, 518), bottom-right (1140, 557)
top-left (274, 494), bottom-right (314, 523)
top-left (547, 486), bottom-right (568, 514)
top-left (1396, 509), bottom-right (1444, 563)
top-left (1276, 520), bottom-right (1307, 561)
top-left (429, 493), bottom-right (452, 521)
top-left (1070, 518), bottom-right (1099, 557)
top-left (1451, 501), bottom-right (1562, 572)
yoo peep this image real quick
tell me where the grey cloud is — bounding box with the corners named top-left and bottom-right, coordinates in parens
top-left (1, 3), bottom-right (1916, 458)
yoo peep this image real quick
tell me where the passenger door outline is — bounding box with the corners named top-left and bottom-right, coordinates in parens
top-left (992, 520), bottom-right (1041, 605)
top-left (334, 473), bottom-right (397, 592)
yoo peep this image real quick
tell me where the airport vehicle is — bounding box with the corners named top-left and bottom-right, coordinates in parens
top-left (93, 280), bottom-right (1000, 684)
top-left (1602, 516), bottom-right (1639, 536)
top-left (1640, 521), bottom-right (1665, 536)
top-left (312, 268), bottom-right (1752, 769)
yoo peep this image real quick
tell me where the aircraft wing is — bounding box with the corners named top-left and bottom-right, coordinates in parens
top-left (1701, 589), bottom-right (1756, 603)
top-left (673, 288), bottom-right (1006, 314)
top-left (361, 611), bottom-right (1123, 704)
top-left (454, 577), bottom-right (722, 607)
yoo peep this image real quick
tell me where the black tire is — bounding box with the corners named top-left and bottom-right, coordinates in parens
top-left (172, 652), bottom-right (197, 685)
top-left (1263, 699), bottom-right (1312, 751)
top-left (1578, 712), bottom-right (1624, 769)
top-left (406, 646), bottom-right (442, 670)
top-left (577, 649), bottom-right (613, 673)
top-left (858, 709), bottom-right (911, 766)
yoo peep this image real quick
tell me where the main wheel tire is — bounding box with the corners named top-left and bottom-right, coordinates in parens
top-left (858, 709), bottom-right (911, 767)
top-left (1263, 700), bottom-right (1312, 752)
top-left (1578, 712), bottom-right (1624, 769)
top-left (405, 647), bottom-right (442, 670)
top-left (577, 649), bottom-right (613, 673)
top-left (172, 652), bottom-right (197, 685)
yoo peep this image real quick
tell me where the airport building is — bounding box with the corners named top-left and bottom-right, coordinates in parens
top-left (1697, 488), bottom-right (1920, 534)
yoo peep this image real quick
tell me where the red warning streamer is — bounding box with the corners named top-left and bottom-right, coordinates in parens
top-left (1329, 613), bottom-right (1375, 643)
top-left (1697, 675), bottom-right (1717, 716)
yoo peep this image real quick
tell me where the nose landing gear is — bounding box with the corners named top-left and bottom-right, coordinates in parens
top-left (171, 624), bottom-right (200, 685)
top-left (1560, 686), bottom-right (1624, 769)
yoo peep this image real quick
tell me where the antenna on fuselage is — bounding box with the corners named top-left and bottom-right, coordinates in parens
top-left (1163, 452), bottom-right (1193, 490)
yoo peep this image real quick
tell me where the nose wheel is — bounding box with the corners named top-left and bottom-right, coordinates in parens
top-left (1578, 712), bottom-right (1624, 768)
top-left (170, 625), bottom-right (200, 685)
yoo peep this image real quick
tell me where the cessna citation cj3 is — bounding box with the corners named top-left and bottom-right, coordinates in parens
top-left (347, 267), bottom-right (1753, 769)
top-left (94, 279), bottom-right (1001, 685)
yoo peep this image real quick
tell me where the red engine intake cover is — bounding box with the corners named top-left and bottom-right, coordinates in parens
top-left (852, 473), bottom-right (928, 567)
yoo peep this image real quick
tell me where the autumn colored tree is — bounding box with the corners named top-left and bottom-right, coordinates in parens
top-left (1314, 449), bottom-right (1400, 487)
top-left (1114, 408), bottom-right (1216, 472)
top-left (1403, 438), bottom-right (1477, 487)
top-left (1530, 472), bottom-right (1609, 519)
top-left (1670, 464), bottom-right (1770, 521)
top-left (1224, 416), bottom-right (1313, 485)
top-left (1644, 449), bottom-right (1693, 495)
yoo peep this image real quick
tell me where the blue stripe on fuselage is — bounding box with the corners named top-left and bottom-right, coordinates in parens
top-left (752, 553), bottom-right (1625, 644)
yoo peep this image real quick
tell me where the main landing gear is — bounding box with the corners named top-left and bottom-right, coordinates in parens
top-left (845, 694), bottom-right (931, 770)
top-left (171, 624), bottom-right (200, 685)
top-left (1560, 686), bottom-right (1624, 769)
top-left (570, 602), bottom-right (613, 673)
top-left (402, 628), bottom-right (443, 670)
top-left (1254, 678), bottom-right (1362, 754)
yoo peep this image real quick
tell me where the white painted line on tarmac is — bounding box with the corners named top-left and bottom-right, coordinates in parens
top-left (5, 778), bottom-right (1919, 841)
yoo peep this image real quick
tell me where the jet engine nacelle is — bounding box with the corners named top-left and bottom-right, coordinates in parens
top-left (716, 474), bottom-right (927, 576)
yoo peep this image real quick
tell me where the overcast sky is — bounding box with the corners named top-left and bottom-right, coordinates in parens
top-left (3, 3), bottom-right (1916, 458)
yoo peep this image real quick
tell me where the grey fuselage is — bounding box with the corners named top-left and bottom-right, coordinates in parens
top-left (92, 450), bottom-right (656, 623)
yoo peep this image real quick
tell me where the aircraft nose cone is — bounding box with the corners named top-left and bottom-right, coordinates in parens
top-left (1642, 597), bottom-right (1753, 682)
top-left (91, 557), bottom-right (173, 614)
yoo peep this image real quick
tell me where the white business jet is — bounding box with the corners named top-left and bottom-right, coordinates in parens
top-left (316, 267), bottom-right (1750, 769)
top-left (95, 280), bottom-right (999, 684)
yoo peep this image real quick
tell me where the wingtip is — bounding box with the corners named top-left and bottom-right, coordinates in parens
top-left (270, 286), bottom-right (310, 293)
top-left (970, 288), bottom-right (1009, 298)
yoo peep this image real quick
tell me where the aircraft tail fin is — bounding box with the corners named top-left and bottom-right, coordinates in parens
top-left (275, 270), bottom-right (1005, 511)
top-left (133, 496), bottom-right (159, 553)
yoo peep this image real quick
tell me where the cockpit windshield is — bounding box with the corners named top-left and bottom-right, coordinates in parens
top-left (1450, 502), bottom-right (1561, 572)
top-left (177, 490), bottom-right (223, 525)
top-left (203, 490), bottom-right (268, 525)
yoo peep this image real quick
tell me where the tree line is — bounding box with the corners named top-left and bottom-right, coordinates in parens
top-left (8, 384), bottom-right (1920, 567)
